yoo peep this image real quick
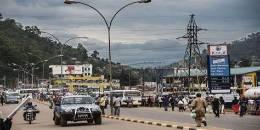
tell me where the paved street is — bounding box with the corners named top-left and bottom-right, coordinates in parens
top-left (118, 107), bottom-right (260, 130)
top-left (0, 103), bottom-right (174, 130)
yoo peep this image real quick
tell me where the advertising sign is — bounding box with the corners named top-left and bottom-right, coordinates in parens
top-left (209, 45), bottom-right (228, 56)
top-left (50, 65), bottom-right (83, 75)
top-left (207, 44), bottom-right (231, 94)
top-left (209, 56), bottom-right (230, 76)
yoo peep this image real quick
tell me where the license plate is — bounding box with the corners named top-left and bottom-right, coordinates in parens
top-left (77, 114), bottom-right (88, 118)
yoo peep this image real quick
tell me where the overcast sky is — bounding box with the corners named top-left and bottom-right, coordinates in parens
top-left (0, 0), bottom-right (259, 67)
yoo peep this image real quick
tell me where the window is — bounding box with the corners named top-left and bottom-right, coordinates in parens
top-left (62, 97), bottom-right (94, 104)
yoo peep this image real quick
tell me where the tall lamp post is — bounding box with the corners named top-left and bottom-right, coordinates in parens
top-left (64, 0), bottom-right (151, 115)
top-left (41, 31), bottom-right (88, 87)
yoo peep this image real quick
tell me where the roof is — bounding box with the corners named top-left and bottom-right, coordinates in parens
top-left (164, 66), bottom-right (260, 78)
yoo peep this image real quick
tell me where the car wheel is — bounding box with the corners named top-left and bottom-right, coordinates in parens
top-left (94, 116), bottom-right (102, 125)
top-left (54, 115), bottom-right (60, 125)
top-left (60, 116), bottom-right (67, 127)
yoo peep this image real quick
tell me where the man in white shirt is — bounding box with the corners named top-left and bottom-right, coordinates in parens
top-left (113, 95), bottom-right (121, 116)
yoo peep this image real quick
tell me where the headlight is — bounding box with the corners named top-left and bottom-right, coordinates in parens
top-left (64, 109), bottom-right (73, 112)
top-left (91, 107), bottom-right (101, 112)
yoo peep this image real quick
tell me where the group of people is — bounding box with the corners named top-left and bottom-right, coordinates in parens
top-left (96, 94), bottom-right (121, 116)
top-left (143, 95), bottom-right (193, 112)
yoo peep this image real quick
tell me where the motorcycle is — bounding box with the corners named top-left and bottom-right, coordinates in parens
top-left (23, 105), bottom-right (39, 124)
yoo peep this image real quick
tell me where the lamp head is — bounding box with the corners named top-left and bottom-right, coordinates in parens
top-left (139, 0), bottom-right (151, 3)
top-left (64, 0), bottom-right (78, 4)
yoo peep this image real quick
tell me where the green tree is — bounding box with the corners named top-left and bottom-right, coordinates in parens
top-left (91, 50), bottom-right (99, 59)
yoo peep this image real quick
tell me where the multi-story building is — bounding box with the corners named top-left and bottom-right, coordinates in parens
top-left (49, 64), bottom-right (120, 92)
top-left (49, 64), bottom-right (93, 77)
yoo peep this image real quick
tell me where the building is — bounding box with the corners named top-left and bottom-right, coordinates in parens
top-left (163, 66), bottom-right (260, 94)
top-left (49, 64), bottom-right (93, 77)
top-left (49, 64), bottom-right (120, 92)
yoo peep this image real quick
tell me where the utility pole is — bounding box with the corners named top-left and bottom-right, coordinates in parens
top-left (142, 68), bottom-right (145, 96)
top-left (177, 14), bottom-right (207, 93)
top-left (3, 75), bottom-right (6, 90)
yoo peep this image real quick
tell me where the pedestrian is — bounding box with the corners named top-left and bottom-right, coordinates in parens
top-left (99, 94), bottom-right (106, 115)
top-left (0, 95), bottom-right (4, 106)
top-left (113, 95), bottom-right (121, 116)
top-left (127, 96), bottom-right (133, 107)
top-left (158, 96), bottom-right (163, 108)
top-left (239, 97), bottom-right (248, 117)
top-left (170, 96), bottom-right (176, 111)
top-left (191, 93), bottom-right (207, 127)
top-left (178, 98), bottom-right (185, 112)
top-left (162, 95), bottom-right (169, 111)
top-left (219, 97), bottom-right (225, 114)
top-left (212, 96), bottom-right (220, 117)
top-left (232, 97), bottom-right (239, 114)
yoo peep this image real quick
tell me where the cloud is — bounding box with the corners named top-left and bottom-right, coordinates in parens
top-left (0, 0), bottom-right (259, 66)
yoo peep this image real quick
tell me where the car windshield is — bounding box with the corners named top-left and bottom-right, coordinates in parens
top-left (7, 93), bottom-right (19, 96)
top-left (62, 97), bottom-right (93, 105)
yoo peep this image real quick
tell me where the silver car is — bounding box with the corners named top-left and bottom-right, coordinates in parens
top-left (53, 95), bottom-right (102, 126)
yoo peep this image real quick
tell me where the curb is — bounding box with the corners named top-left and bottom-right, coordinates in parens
top-left (102, 115), bottom-right (205, 130)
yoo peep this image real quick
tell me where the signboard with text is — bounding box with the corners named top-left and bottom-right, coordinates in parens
top-left (207, 44), bottom-right (231, 94)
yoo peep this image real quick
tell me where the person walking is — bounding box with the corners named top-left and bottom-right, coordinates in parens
top-left (170, 96), bottom-right (176, 111)
top-left (0, 95), bottom-right (4, 106)
top-left (239, 97), bottom-right (248, 117)
top-left (113, 95), bottom-right (121, 116)
top-left (99, 94), bottom-right (106, 115)
top-left (212, 97), bottom-right (220, 117)
top-left (178, 98), bottom-right (185, 112)
top-left (219, 97), bottom-right (225, 114)
top-left (162, 95), bottom-right (169, 111)
top-left (158, 96), bottom-right (163, 108)
top-left (232, 97), bottom-right (239, 114)
top-left (191, 93), bottom-right (207, 127)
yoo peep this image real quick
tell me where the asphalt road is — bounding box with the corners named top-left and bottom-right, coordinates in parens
top-left (118, 107), bottom-right (260, 130)
top-left (0, 102), bottom-right (174, 130)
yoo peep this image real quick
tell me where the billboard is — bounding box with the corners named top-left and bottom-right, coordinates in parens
top-left (50, 65), bottom-right (83, 75)
top-left (208, 45), bottom-right (228, 56)
top-left (207, 44), bottom-right (231, 94)
top-left (209, 56), bottom-right (230, 76)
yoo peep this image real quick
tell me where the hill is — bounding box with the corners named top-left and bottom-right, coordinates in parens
top-left (229, 32), bottom-right (260, 66)
top-left (0, 13), bottom-right (144, 87)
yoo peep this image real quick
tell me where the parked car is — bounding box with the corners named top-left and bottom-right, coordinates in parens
top-left (53, 95), bottom-right (102, 126)
top-left (4, 92), bottom-right (19, 104)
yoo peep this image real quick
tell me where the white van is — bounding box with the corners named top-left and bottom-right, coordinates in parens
top-left (109, 90), bottom-right (142, 107)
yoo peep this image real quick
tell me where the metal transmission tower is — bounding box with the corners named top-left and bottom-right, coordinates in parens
top-left (177, 14), bottom-right (207, 92)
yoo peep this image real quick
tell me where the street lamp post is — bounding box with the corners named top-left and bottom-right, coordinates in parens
top-left (41, 31), bottom-right (87, 87)
top-left (65, 0), bottom-right (151, 115)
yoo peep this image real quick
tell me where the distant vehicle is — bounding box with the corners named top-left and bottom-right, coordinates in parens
top-left (244, 87), bottom-right (260, 99)
top-left (53, 95), bottom-right (102, 126)
top-left (109, 90), bottom-right (142, 107)
top-left (4, 91), bottom-right (19, 104)
top-left (18, 89), bottom-right (39, 98)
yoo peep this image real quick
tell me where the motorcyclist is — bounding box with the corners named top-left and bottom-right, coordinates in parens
top-left (23, 101), bottom-right (37, 120)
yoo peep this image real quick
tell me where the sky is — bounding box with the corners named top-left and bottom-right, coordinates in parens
top-left (0, 0), bottom-right (259, 67)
